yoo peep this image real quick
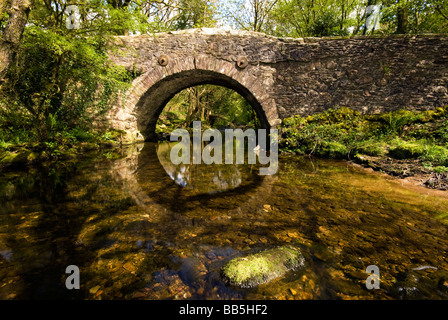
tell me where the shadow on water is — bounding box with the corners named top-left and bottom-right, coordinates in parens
top-left (1, 143), bottom-right (448, 299)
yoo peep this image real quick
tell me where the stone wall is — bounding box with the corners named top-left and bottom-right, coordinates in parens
top-left (274, 35), bottom-right (448, 118)
top-left (107, 29), bottom-right (448, 142)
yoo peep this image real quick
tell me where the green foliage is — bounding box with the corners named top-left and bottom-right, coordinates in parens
top-left (376, 109), bottom-right (420, 134)
top-left (157, 85), bottom-right (260, 133)
top-left (222, 0), bottom-right (448, 37)
top-left (388, 140), bottom-right (426, 159)
top-left (381, 0), bottom-right (448, 34)
top-left (238, 0), bottom-right (363, 37)
top-left (421, 144), bottom-right (448, 166)
top-left (280, 107), bottom-right (369, 158)
top-left (0, 0), bottom-right (223, 148)
top-left (0, 0), bottom-right (134, 144)
top-left (280, 106), bottom-right (448, 168)
top-left (433, 166), bottom-right (448, 173)
top-left (308, 11), bottom-right (348, 37)
top-left (175, 0), bottom-right (217, 29)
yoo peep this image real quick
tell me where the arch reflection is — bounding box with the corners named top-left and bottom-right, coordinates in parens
top-left (111, 142), bottom-right (277, 215)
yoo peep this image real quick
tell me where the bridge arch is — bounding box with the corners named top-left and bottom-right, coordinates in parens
top-left (107, 30), bottom-right (448, 143)
top-left (109, 54), bottom-right (280, 142)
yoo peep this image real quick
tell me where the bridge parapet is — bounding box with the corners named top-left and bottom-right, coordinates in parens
top-left (106, 28), bottom-right (448, 143)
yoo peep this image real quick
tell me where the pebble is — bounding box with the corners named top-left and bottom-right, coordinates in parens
top-left (6, 293), bottom-right (16, 299)
top-left (89, 286), bottom-right (101, 295)
top-left (206, 252), bottom-right (216, 260)
top-left (123, 261), bottom-right (136, 273)
top-left (287, 232), bottom-right (298, 238)
top-left (132, 291), bottom-right (147, 299)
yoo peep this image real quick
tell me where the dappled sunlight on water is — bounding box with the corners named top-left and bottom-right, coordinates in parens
top-left (1, 142), bottom-right (448, 300)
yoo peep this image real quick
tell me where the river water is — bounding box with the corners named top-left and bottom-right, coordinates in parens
top-left (1, 142), bottom-right (448, 300)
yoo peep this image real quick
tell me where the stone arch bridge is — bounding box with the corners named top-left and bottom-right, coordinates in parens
top-left (106, 28), bottom-right (448, 143)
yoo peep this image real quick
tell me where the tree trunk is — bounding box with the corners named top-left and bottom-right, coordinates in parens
top-left (396, 5), bottom-right (409, 34)
top-left (0, 0), bottom-right (31, 83)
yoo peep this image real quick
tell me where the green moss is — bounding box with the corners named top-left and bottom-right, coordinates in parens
top-left (0, 151), bottom-right (20, 166)
top-left (280, 106), bottom-right (448, 173)
top-left (307, 107), bottom-right (362, 127)
top-left (433, 166), bottom-right (448, 173)
top-left (355, 141), bottom-right (388, 157)
top-left (102, 129), bottom-right (126, 141)
top-left (221, 246), bottom-right (304, 288)
top-left (388, 141), bottom-right (426, 159)
top-left (0, 149), bottom-right (33, 168)
top-left (79, 142), bottom-right (99, 151)
top-left (316, 141), bottom-right (348, 159)
top-left (422, 145), bottom-right (448, 166)
top-left (59, 149), bottom-right (78, 160)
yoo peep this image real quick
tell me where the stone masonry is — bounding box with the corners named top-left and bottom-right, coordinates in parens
top-left (106, 28), bottom-right (448, 142)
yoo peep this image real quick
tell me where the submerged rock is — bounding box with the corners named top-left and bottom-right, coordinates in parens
top-left (221, 246), bottom-right (304, 288)
top-left (0, 149), bottom-right (40, 169)
top-left (424, 172), bottom-right (448, 190)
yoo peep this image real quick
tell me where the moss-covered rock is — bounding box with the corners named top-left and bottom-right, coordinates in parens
top-left (221, 246), bottom-right (304, 288)
top-left (0, 151), bottom-right (22, 167)
top-left (103, 129), bottom-right (126, 141)
top-left (388, 142), bottom-right (426, 159)
top-left (100, 141), bottom-right (119, 149)
top-left (317, 141), bottom-right (348, 159)
top-left (79, 142), bottom-right (99, 151)
top-left (0, 149), bottom-right (41, 169)
top-left (355, 142), bottom-right (388, 157)
top-left (59, 149), bottom-right (78, 160)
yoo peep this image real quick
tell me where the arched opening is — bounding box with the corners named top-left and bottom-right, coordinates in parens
top-left (156, 84), bottom-right (261, 138)
top-left (134, 69), bottom-right (271, 141)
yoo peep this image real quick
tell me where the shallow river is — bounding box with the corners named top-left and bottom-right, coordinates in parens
top-left (1, 142), bottom-right (448, 300)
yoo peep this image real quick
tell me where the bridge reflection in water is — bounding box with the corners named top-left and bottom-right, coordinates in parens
top-left (157, 141), bottom-right (244, 192)
top-left (111, 142), bottom-right (276, 216)
top-left (2, 143), bottom-right (448, 300)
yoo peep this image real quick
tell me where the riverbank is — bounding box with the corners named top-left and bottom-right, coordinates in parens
top-left (279, 107), bottom-right (448, 191)
top-left (350, 154), bottom-right (448, 190)
top-left (0, 129), bottom-right (126, 171)
top-left (2, 107), bottom-right (448, 192)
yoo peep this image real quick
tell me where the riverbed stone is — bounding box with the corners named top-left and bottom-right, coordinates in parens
top-left (221, 246), bottom-right (305, 288)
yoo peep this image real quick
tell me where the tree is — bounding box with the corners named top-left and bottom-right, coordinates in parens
top-left (396, 0), bottom-right (409, 33)
top-left (380, 0), bottom-right (448, 34)
top-left (0, 0), bottom-right (31, 83)
top-left (0, 0), bottom-right (134, 141)
top-left (265, 0), bottom-right (360, 37)
top-left (159, 84), bottom-right (260, 131)
top-left (175, 0), bottom-right (217, 29)
top-left (219, 0), bottom-right (278, 32)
